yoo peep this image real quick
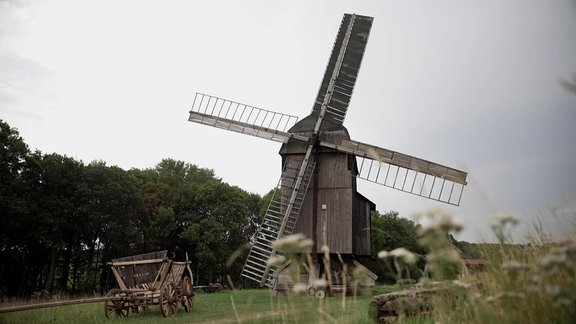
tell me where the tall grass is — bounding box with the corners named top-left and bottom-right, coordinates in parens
top-left (2, 208), bottom-right (574, 323)
top-left (395, 208), bottom-right (576, 323)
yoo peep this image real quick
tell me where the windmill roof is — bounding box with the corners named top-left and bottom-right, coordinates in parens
top-left (288, 113), bottom-right (346, 133)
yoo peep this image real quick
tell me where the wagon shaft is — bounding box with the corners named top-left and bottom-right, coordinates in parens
top-left (0, 296), bottom-right (114, 314)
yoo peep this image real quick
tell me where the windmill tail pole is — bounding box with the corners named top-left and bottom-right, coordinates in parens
top-left (0, 296), bottom-right (113, 314)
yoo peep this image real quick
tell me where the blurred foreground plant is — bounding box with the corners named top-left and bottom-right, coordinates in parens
top-left (416, 208), bottom-right (464, 281)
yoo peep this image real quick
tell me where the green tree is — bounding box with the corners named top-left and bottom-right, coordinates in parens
top-left (130, 159), bottom-right (219, 254)
top-left (0, 121), bottom-right (30, 239)
top-left (0, 120), bottom-right (29, 216)
top-left (371, 210), bottom-right (426, 256)
top-left (0, 120), bottom-right (31, 296)
top-left (0, 132), bottom-right (266, 297)
top-left (370, 210), bottom-right (427, 283)
top-left (449, 234), bottom-right (482, 259)
top-left (181, 181), bottom-right (260, 285)
top-left (21, 152), bottom-right (85, 292)
top-left (70, 161), bottom-right (143, 292)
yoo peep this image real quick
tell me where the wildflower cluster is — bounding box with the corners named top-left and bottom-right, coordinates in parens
top-left (378, 247), bottom-right (418, 283)
top-left (530, 239), bottom-right (576, 310)
top-left (273, 233), bottom-right (314, 255)
top-left (271, 234), bottom-right (319, 295)
top-left (416, 209), bottom-right (464, 281)
top-left (477, 212), bottom-right (576, 322)
top-left (489, 211), bottom-right (519, 244)
top-left (371, 206), bottom-right (576, 323)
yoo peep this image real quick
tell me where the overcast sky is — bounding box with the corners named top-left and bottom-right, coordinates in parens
top-left (2, 0), bottom-right (575, 243)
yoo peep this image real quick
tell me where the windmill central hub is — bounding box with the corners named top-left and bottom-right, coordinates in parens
top-left (308, 133), bottom-right (320, 147)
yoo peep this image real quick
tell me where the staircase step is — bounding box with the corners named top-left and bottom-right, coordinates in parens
top-left (241, 159), bottom-right (316, 286)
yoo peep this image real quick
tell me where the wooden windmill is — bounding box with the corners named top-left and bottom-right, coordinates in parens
top-left (188, 14), bottom-right (468, 293)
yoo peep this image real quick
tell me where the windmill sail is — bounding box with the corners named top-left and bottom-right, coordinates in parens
top-left (311, 14), bottom-right (373, 125)
top-left (355, 155), bottom-right (466, 205)
top-left (315, 137), bottom-right (467, 205)
top-left (189, 91), bottom-right (468, 206)
top-left (189, 92), bottom-right (301, 143)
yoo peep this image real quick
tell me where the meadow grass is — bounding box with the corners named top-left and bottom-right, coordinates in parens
top-left (0, 286), bottom-right (400, 324)
top-left (406, 210), bottom-right (575, 324)
top-left (2, 238), bottom-right (574, 324)
top-left (2, 209), bottom-right (574, 323)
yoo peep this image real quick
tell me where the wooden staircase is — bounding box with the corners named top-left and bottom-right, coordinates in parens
top-left (241, 158), bottom-right (315, 287)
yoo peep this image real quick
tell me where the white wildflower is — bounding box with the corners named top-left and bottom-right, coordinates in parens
top-left (377, 250), bottom-right (389, 259)
top-left (502, 260), bottom-right (531, 271)
top-left (545, 285), bottom-right (562, 297)
top-left (389, 247), bottom-right (417, 264)
top-left (298, 238), bottom-right (314, 250)
top-left (416, 208), bottom-right (462, 233)
top-left (502, 292), bottom-right (525, 299)
top-left (485, 294), bottom-right (500, 303)
top-left (292, 283), bottom-right (307, 294)
top-left (489, 211), bottom-right (519, 227)
top-left (554, 298), bottom-right (572, 308)
top-left (312, 278), bottom-right (328, 289)
top-left (273, 233), bottom-right (306, 249)
top-left (267, 255), bottom-right (286, 266)
top-left (539, 254), bottom-right (568, 269)
top-left (452, 280), bottom-right (471, 289)
top-left (487, 291), bottom-right (524, 301)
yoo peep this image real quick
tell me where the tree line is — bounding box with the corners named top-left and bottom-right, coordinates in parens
top-left (1, 119), bottom-right (477, 297)
top-left (1, 120), bottom-right (269, 296)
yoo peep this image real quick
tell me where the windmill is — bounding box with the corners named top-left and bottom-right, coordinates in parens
top-left (188, 13), bottom-right (468, 294)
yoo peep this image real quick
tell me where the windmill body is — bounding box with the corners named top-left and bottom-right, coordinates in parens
top-left (280, 118), bottom-right (373, 256)
top-left (188, 13), bottom-right (468, 293)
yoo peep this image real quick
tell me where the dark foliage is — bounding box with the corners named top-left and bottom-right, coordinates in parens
top-left (0, 120), bottom-right (260, 296)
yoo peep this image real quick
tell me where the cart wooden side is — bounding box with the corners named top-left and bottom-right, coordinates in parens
top-left (104, 251), bottom-right (194, 318)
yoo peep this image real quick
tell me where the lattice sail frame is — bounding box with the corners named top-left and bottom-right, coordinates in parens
top-left (189, 92), bottom-right (299, 143)
top-left (189, 92), bottom-right (467, 206)
top-left (355, 156), bottom-right (465, 205)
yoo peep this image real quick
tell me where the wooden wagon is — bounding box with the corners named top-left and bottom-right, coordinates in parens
top-left (104, 250), bottom-right (194, 318)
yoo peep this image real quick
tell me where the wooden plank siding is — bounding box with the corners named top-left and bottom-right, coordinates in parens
top-left (110, 251), bottom-right (168, 289)
top-left (352, 192), bottom-right (374, 255)
top-left (280, 128), bottom-right (373, 256)
top-left (315, 187), bottom-right (353, 253)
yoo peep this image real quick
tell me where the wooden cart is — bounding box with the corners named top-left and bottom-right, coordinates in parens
top-left (104, 250), bottom-right (194, 318)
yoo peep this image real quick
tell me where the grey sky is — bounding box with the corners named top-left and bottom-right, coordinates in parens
top-left (1, 0), bottom-right (575, 242)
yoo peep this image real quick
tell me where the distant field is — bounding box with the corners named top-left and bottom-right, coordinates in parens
top-left (0, 287), bottom-right (397, 324)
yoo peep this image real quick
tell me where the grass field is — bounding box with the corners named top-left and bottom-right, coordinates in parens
top-left (0, 286), bottom-right (400, 324)
top-left (2, 210), bottom-right (574, 323)
top-left (2, 238), bottom-right (575, 324)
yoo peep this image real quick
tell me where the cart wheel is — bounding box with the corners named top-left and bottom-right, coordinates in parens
top-left (104, 288), bottom-right (128, 318)
top-left (160, 282), bottom-right (178, 317)
top-left (182, 276), bottom-right (194, 297)
top-left (315, 289), bottom-right (326, 299)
